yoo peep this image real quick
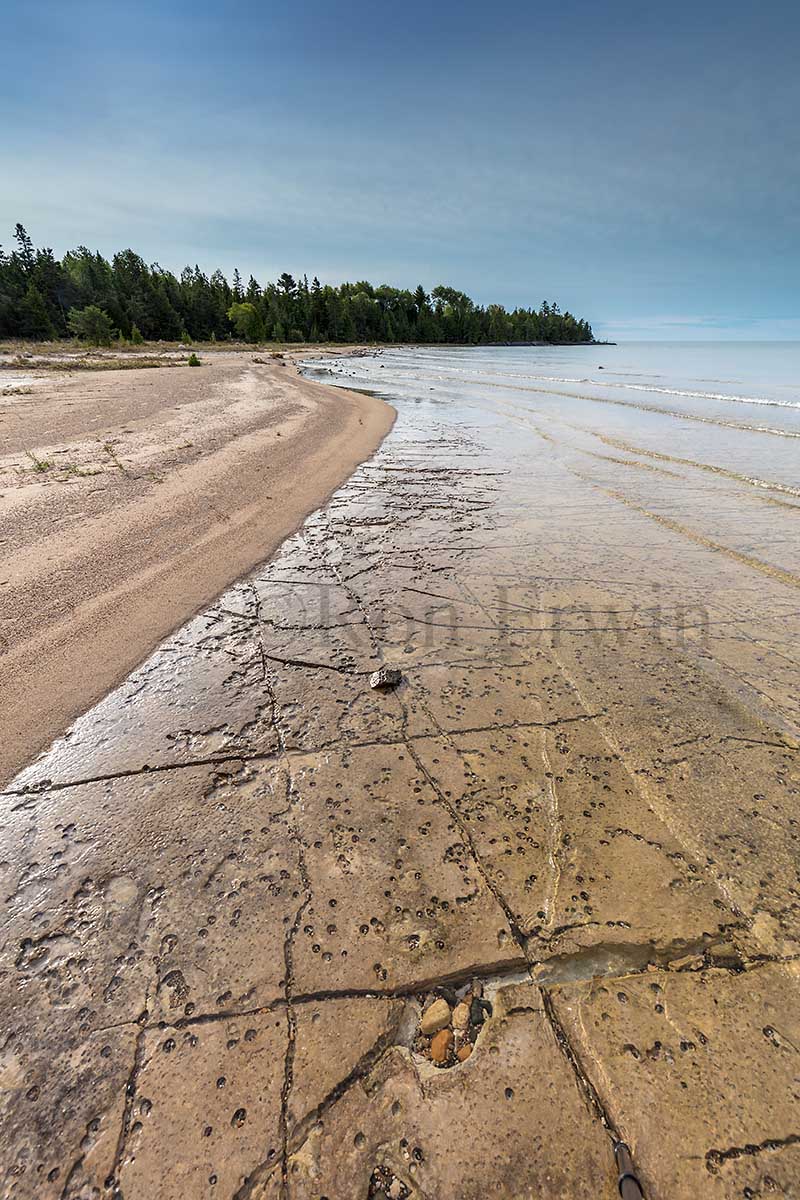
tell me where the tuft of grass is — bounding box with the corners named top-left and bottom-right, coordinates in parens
top-left (24, 449), bottom-right (52, 473)
top-left (101, 442), bottom-right (129, 473)
top-left (187, 352), bottom-right (201, 367)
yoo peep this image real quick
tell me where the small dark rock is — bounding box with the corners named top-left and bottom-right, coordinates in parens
top-left (470, 996), bottom-right (493, 1026)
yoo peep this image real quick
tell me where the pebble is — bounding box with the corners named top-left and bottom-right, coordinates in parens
top-left (457, 1042), bottom-right (473, 1062)
top-left (470, 996), bottom-right (493, 1026)
top-left (709, 941), bottom-right (740, 966)
top-left (670, 953), bottom-right (703, 971)
top-left (437, 986), bottom-right (458, 1007)
top-left (420, 997), bottom-right (451, 1035)
top-left (430, 1029), bottom-right (453, 1064)
top-left (369, 666), bottom-right (402, 690)
top-left (452, 1001), bottom-right (470, 1030)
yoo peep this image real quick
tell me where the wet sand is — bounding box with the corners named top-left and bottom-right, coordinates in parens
top-left (0, 350), bottom-right (393, 785)
top-left (1, 346), bottom-right (799, 1198)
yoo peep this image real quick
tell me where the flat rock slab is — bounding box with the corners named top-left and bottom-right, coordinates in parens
top-left (0, 760), bottom-right (298, 1032)
top-left (0, 1023), bottom-right (137, 1199)
top-left (263, 660), bottom-right (433, 751)
top-left (11, 600), bottom-right (279, 789)
top-left (287, 997), bottom-right (405, 1145)
top-left (117, 998), bottom-right (404, 1199)
top-left (118, 1011), bottom-right (288, 1199)
top-left (273, 980), bottom-right (618, 1200)
top-left (406, 657), bottom-right (585, 732)
top-left (289, 746), bottom-right (524, 994)
top-left (551, 632), bottom-right (800, 952)
top-left (413, 723), bottom-right (735, 953)
top-left (548, 962), bottom-right (800, 1198)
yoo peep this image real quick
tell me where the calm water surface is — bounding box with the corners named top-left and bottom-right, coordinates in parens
top-left (303, 341), bottom-right (800, 732)
top-left (306, 342), bottom-right (800, 491)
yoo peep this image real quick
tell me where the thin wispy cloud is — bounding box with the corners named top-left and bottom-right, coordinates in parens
top-left (2, 0), bottom-right (798, 338)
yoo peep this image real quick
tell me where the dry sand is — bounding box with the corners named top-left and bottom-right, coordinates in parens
top-left (0, 349), bottom-right (393, 786)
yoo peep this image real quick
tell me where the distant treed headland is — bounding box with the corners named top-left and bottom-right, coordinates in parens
top-left (0, 224), bottom-right (595, 345)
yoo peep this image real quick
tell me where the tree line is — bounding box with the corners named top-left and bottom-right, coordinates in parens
top-left (0, 224), bottom-right (595, 346)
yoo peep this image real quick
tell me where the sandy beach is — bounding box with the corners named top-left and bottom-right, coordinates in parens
top-left (0, 349), bottom-right (394, 785)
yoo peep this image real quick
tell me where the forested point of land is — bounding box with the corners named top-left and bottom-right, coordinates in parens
top-left (0, 224), bottom-right (595, 346)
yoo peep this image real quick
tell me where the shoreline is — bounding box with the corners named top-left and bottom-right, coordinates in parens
top-left (0, 349), bottom-right (395, 786)
top-left (0, 337), bottom-right (612, 363)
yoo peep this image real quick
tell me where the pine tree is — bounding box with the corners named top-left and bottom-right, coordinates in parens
top-left (14, 224), bottom-right (35, 273)
top-left (68, 304), bottom-right (115, 345)
top-left (19, 283), bottom-right (56, 338)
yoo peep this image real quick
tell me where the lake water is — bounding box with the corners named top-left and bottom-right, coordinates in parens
top-left (307, 341), bottom-right (800, 489)
top-left (302, 341), bottom-right (800, 736)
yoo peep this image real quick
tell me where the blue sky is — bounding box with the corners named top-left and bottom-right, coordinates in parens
top-left (1, 0), bottom-right (798, 339)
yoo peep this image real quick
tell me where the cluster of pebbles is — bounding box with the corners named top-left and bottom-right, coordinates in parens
top-left (367, 1165), bottom-right (410, 1199)
top-left (414, 980), bottom-right (493, 1068)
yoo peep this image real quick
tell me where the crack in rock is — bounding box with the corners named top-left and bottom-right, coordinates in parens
top-left (706, 1132), bottom-right (800, 1172)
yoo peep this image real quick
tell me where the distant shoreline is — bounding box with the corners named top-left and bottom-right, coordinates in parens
top-left (1, 337), bottom-right (615, 360)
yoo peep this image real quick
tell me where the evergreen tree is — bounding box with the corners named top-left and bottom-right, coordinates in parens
top-left (18, 283), bottom-right (56, 339)
top-left (14, 224), bottom-right (35, 273)
top-left (68, 304), bottom-right (115, 345)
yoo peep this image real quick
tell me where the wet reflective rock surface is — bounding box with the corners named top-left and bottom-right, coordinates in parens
top-left (1, 347), bottom-right (799, 1199)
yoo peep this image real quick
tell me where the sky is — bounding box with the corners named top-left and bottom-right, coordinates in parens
top-left (1, 0), bottom-right (798, 340)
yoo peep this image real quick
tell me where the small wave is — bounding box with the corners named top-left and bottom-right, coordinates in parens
top-left (592, 379), bottom-right (800, 410)
top-left (317, 353), bottom-right (800, 418)
top-left (439, 362), bottom-right (800, 409)
top-left (377, 358), bottom-right (800, 410)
